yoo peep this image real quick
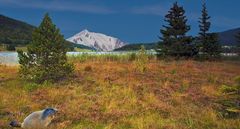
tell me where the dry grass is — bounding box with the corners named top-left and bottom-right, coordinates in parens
top-left (0, 59), bottom-right (240, 129)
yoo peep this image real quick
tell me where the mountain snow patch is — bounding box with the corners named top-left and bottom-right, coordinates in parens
top-left (67, 29), bottom-right (126, 51)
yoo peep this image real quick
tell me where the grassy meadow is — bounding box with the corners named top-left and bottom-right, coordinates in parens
top-left (0, 55), bottom-right (240, 129)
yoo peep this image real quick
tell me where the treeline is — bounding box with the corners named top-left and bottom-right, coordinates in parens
top-left (114, 42), bottom-right (157, 51)
top-left (156, 1), bottom-right (240, 60)
top-left (0, 15), bottom-right (35, 47)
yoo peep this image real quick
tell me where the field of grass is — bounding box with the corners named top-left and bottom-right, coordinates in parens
top-left (73, 47), bottom-right (94, 52)
top-left (0, 57), bottom-right (240, 128)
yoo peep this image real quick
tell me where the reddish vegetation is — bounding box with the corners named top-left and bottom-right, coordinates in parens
top-left (0, 60), bottom-right (240, 128)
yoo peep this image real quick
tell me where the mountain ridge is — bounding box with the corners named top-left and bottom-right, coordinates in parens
top-left (0, 14), bottom-right (239, 51)
top-left (0, 14), bottom-right (35, 45)
top-left (218, 27), bottom-right (240, 46)
top-left (67, 29), bottom-right (126, 51)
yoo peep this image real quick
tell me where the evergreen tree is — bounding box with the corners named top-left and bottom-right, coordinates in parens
top-left (157, 2), bottom-right (196, 58)
top-left (203, 33), bottom-right (221, 59)
top-left (18, 13), bottom-right (74, 83)
top-left (198, 1), bottom-right (221, 59)
top-left (236, 32), bottom-right (240, 56)
top-left (199, 0), bottom-right (211, 43)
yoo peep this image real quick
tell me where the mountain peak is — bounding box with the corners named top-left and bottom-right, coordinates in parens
top-left (67, 30), bottom-right (126, 51)
top-left (81, 29), bottom-right (89, 33)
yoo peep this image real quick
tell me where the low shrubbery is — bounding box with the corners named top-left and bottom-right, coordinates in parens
top-left (135, 46), bottom-right (148, 73)
top-left (218, 76), bottom-right (240, 118)
top-left (69, 52), bottom-right (155, 63)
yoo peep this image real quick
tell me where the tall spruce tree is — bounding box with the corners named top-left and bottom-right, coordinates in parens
top-left (236, 32), bottom-right (240, 56)
top-left (198, 1), bottom-right (221, 59)
top-left (18, 13), bottom-right (74, 83)
top-left (199, 0), bottom-right (211, 44)
top-left (157, 2), bottom-right (195, 58)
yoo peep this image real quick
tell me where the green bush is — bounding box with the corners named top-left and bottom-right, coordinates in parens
top-left (24, 83), bottom-right (38, 92)
top-left (18, 13), bottom-right (74, 83)
top-left (218, 76), bottom-right (240, 118)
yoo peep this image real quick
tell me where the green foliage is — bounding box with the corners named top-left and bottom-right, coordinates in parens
top-left (218, 76), bottom-right (240, 118)
top-left (23, 83), bottom-right (38, 92)
top-left (199, 1), bottom-right (211, 40)
top-left (0, 14), bottom-right (35, 46)
top-left (6, 44), bottom-right (16, 51)
top-left (114, 43), bottom-right (157, 51)
top-left (198, 2), bottom-right (221, 60)
top-left (236, 32), bottom-right (240, 56)
top-left (201, 33), bottom-right (221, 60)
top-left (69, 52), bottom-right (154, 63)
top-left (135, 45), bottom-right (148, 73)
top-left (157, 2), bottom-right (196, 58)
top-left (18, 13), bottom-right (74, 83)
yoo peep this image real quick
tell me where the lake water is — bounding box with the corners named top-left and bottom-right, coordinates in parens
top-left (0, 52), bottom-right (19, 65)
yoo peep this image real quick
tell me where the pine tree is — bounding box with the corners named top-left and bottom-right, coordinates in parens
top-left (204, 33), bottom-right (221, 59)
top-left (236, 32), bottom-right (240, 56)
top-left (18, 13), bottom-right (74, 83)
top-left (157, 2), bottom-right (195, 58)
top-left (199, 0), bottom-right (211, 43)
top-left (198, 1), bottom-right (221, 59)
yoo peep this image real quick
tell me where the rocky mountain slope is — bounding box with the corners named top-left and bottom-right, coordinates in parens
top-left (67, 29), bottom-right (126, 51)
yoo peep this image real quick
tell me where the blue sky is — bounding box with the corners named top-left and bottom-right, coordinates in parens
top-left (0, 0), bottom-right (240, 43)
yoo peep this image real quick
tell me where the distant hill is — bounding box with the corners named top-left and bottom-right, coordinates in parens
top-left (0, 14), bottom-right (93, 51)
top-left (116, 27), bottom-right (240, 51)
top-left (0, 14), bottom-right (35, 45)
top-left (218, 28), bottom-right (240, 46)
top-left (114, 42), bottom-right (157, 51)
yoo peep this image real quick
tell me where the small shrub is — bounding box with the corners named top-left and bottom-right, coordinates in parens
top-left (218, 76), bottom-right (240, 118)
top-left (24, 83), bottom-right (38, 92)
top-left (135, 46), bottom-right (148, 73)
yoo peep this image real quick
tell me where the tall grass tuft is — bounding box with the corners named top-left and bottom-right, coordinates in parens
top-left (68, 51), bottom-right (155, 64)
top-left (135, 46), bottom-right (148, 73)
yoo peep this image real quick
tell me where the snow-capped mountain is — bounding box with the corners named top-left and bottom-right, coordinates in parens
top-left (67, 29), bottom-right (126, 51)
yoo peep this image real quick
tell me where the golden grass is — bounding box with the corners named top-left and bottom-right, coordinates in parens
top-left (0, 59), bottom-right (240, 129)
